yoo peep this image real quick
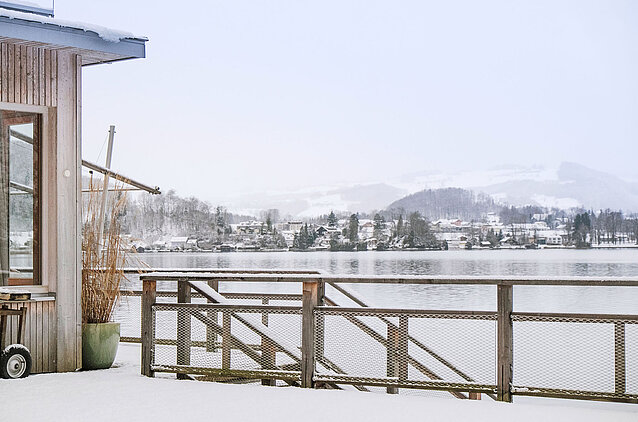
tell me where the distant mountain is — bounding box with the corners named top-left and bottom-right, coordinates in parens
top-left (222, 162), bottom-right (638, 217)
top-left (477, 162), bottom-right (638, 212)
top-left (386, 188), bottom-right (500, 221)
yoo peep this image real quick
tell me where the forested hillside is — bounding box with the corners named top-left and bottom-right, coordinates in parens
top-left (386, 188), bottom-right (500, 221)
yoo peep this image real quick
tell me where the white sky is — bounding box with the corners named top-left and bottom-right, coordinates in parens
top-left (51, 0), bottom-right (638, 202)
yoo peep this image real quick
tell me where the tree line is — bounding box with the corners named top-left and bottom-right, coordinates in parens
top-left (118, 189), bottom-right (256, 243)
top-left (569, 210), bottom-right (638, 248)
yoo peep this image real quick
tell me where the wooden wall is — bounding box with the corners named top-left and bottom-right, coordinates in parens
top-left (0, 44), bottom-right (58, 107)
top-left (0, 41), bottom-right (82, 373)
top-left (1, 299), bottom-right (57, 373)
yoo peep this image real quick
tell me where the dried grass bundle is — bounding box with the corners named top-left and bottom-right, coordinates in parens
top-left (82, 176), bottom-right (128, 324)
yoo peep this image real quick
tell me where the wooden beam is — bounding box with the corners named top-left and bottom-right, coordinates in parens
top-left (141, 278), bottom-right (156, 377)
top-left (176, 280), bottom-right (191, 380)
top-left (261, 298), bottom-right (276, 386)
top-left (222, 310), bottom-right (231, 369)
top-left (140, 272), bottom-right (638, 286)
top-left (0, 118), bottom-right (8, 287)
top-left (206, 279), bottom-right (218, 353)
top-left (301, 280), bottom-right (318, 388)
top-left (386, 322), bottom-right (399, 394)
top-left (614, 322), bottom-right (626, 394)
top-left (497, 285), bottom-right (513, 402)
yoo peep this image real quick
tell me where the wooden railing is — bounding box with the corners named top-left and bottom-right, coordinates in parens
top-left (134, 271), bottom-right (638, 404)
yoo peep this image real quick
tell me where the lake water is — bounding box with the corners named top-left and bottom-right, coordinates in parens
top-left (134, 249), bottom-right (638, 314)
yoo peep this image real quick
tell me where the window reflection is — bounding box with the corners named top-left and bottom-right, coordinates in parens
top-left (1, 111), bottom-right (40, 286)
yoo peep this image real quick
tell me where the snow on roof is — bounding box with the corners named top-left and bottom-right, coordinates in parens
top-left (0, 7), bottom-right (146, 42)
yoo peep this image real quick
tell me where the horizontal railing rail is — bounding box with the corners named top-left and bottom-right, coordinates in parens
top-left (140, 272), bottom-right (638, 286)
top-left (125, 270), bottom-right (638, 404)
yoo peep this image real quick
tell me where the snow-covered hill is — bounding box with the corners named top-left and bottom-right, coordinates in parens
top-left (390, 162), bottom-right (638, 214)
top-left (223, 162), bottom-right (638, 217)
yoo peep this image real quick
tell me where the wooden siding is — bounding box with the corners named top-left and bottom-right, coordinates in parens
top-left (0, 41), bottom-right (83, 372)
top-left (0, 43), bottom-right (57, 106)
top-left (1, 299), bottom-right (57, 373)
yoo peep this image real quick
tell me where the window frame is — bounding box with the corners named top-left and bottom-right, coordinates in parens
top-left (1, 102), bottom-right (52, 294)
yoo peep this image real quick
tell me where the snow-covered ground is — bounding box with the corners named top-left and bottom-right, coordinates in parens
top-left (1, 343), bottom-right (636, 422)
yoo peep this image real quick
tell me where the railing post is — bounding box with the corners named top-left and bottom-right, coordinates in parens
top-left (316, 279), bottom-right (325, 370)
top-left (206, 280), bottom-right (219, 352)
top-left (176, 279), bottom-right (192, 380)
top-left (399, 315), bottom-right (409, 382)
top-left (497, 284), bottom-right (513, 402)
top-left (614, 322), bottom-right (626, 394)
top-left (141, 278), bottom-right (156, 377)
top-left (386, 322), bottom-right (399, 394)
top-left (261, 298), bottom-right (276, 386)
top-left (301, 279), bottom-right (319, 388)
top-left (222, 310), bottom-right (231, 369)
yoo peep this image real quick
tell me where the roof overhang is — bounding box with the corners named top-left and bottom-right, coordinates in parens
top-left (0, 12), bottom-right (146, 66)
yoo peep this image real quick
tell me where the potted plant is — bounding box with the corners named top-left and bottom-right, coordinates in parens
top-left (81, 178), bottom-right (128, 370)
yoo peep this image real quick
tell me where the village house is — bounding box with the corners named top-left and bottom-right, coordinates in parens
top-left (235, 220), bottom-right (265, 234)
top-left (0, 4), bottom-right (146, 372)
top-left (168, 236), bottom-right (189, 250)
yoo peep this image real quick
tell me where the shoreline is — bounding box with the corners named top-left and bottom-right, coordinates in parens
top-left (138, 244), bottom-right (638, 253)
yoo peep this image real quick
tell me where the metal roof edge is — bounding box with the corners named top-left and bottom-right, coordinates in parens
top-left (0, 15), bottom-right (146, 63)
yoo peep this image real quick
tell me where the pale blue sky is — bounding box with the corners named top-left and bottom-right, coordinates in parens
top-left (52, 0), bottom-right (638, 201)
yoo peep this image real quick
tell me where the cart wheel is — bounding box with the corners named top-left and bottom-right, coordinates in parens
top-left (0, 345), bottom-right (32, 379)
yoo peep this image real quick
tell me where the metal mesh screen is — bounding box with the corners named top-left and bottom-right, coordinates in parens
top-left (115, 293), bottom-right (177, 341)
top-left (512, 314), bottom-right (638, 399)
top-left (314, 308), bottom-right (497, 394)
top-left (151, 303), bottom-right (302, 381)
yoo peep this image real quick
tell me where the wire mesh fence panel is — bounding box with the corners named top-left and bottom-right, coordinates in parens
top-left (151, 303), bottom-right (302, 379)
top-left (318, 314), bottom-right (389, 379)
top-left (115, 294), bottom-right (178, 341)
top-left (114, 280), bottom-right (304, 343)
top-left (315, 308), bottom-right (497, 393)
top-left (113, 295), bottom-right (141, 340)
top-left (512, 317), bottom-right (637, 398)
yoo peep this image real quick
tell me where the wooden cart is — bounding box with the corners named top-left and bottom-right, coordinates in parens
top-left (0, 302), bottom-right (32, 378)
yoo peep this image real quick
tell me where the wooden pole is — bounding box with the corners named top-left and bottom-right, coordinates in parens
top-left (316, 279), bottom-right (325, 370)
top-left (497, 285), bottom-right (513, 402)
top-left (614, 322), bottom-right (626, 394)
top-left (399, 315), bottom-right (409, 382)
top-left (386, 323), bottom-right (399, 394)
top-left (261, 298), bottom-right (276, 386)
top-left (176, 280), bottom-right (191, 380)
top-left (205, 279), bottom-right (218, 352)
top-left (141, 278), bottom-right (156, 377)
top-left (222, 311), bottom-right (231, 369)
top-left (95, 125), bottom-right (115, 256)
top-left (0, 124), bottom-right (9, 287)
top-left (301, 280), bottom-right (318, 388)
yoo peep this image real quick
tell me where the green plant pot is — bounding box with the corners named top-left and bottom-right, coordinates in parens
top-left (82, 322), bottom-right (120, 370)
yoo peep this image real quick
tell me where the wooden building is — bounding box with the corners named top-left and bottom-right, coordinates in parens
top-left (0, 4), bottom-right (146, 372)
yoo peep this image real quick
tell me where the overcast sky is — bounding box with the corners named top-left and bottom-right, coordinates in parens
top-left (51, 0), bottom-right (638, 203)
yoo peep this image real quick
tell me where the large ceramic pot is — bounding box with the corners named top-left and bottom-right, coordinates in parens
top-left (82, 322), bottom-right (120, 370)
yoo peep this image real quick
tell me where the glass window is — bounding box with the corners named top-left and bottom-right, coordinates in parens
top-left (1, 111), bottom-right (40, 286)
